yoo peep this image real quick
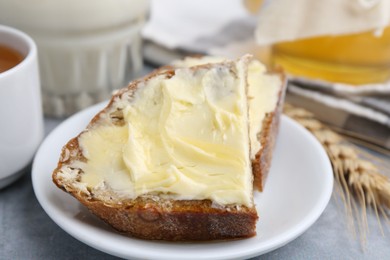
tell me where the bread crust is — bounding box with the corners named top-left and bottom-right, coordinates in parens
top-left (66, 192), bottom-right (258, 241)
top-left (54, 137), bottom-right (258, 241)
top-left (252, 72), bottom-right (287, 191)
top-left (52, 61), bottom-right (285, 241)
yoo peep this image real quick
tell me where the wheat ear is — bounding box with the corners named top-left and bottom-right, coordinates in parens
top-left (283, 103), bottom-right (390, 244)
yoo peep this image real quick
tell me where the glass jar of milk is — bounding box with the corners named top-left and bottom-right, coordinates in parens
top-left (0, 0), bottom-right (150, 117)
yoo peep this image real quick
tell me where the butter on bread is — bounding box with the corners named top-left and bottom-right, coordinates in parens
top-left (171, 56), bottom-right (285, 191)
top-left (52, 54), bottom-right (285, 241)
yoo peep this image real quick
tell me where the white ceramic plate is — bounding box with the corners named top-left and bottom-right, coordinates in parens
top-left (32, 102), bottom-right (333, 260)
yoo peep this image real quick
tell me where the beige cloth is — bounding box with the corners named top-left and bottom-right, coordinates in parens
top-left (287, 83), bottom-right (390, 150)
top-left (255, 0), bottom-right (390, 45)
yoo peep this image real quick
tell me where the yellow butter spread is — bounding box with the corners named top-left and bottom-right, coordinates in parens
top-left (173, 57), bottom-right (282, 159)
top-left (73, 56), bottom-right (281, 207)
top-left (247, 60), bottom-right (281, 158)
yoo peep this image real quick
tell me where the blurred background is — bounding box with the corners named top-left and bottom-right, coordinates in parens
top-left (1, 0), bottom-right (389, 152)
top-left (1, 0), bottom-right (389, 258)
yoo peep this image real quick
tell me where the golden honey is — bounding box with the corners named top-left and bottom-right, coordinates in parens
top-left (271, 26), bottom-right (390, 85)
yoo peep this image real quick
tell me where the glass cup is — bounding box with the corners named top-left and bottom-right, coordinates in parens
top-left (0, 0), bottom-right (150, 117)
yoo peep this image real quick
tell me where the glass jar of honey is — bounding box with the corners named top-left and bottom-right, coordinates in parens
top-left (250, 0), bottom-right (390, 86)
top-left (271, 26), bottom-right (390, 85)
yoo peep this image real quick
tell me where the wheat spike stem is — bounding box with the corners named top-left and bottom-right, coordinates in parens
top-left (283, 103), bottom-right (390, 244)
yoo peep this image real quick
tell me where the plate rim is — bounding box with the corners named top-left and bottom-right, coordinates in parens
top-left (32, 102), bottom-right (333, 260)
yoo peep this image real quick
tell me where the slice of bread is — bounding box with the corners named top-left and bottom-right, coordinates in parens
top-left (171, 56), bottom-right (286, 191)
top-left (52, 55), bottom-right (285, 241)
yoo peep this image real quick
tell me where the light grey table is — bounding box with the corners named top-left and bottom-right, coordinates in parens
top-left (1, 114), bottom-right (390, 260)
top-left (1, 80), bottom-right (390, 260)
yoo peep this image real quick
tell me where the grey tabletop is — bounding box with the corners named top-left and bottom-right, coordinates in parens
top-left (1, 90), bottom-right (390, 260)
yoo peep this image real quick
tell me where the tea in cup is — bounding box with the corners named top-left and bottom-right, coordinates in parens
top-left (0, 25), bottom-right (43, 189)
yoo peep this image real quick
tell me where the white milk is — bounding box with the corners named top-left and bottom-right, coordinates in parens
top-left (0, 0), bottom-right (150, 117)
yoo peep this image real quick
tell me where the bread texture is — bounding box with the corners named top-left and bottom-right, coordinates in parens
top-left (52, 56), bottom-right (285, 241)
